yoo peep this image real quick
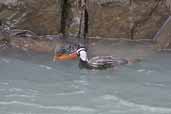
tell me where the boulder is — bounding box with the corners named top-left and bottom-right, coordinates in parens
top-left (153, 16), bottom-right (171, 50)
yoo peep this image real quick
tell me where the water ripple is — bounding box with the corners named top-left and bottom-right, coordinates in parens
top-left (39, 65), bottom-right (52, 70)
top-left (5, 94), bottom-right (35, 98)
top-left (55, 90), bottom-right (85, 96)
top-left (1, 58), bottom-right (10, 63)
top-left (0, 82), bottom-right (9, 85)
top-left (0, 101), bottom-right (96, 112)
top-left (100, 95), bottom-right (171, 113)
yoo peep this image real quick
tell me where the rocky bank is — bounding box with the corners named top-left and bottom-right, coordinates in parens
top-left (0, 0), bottom-right (170, 39)
top-left (0, 0), bottom-right (171, 52)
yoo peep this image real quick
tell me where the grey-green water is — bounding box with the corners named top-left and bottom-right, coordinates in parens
top-left (0, 40), bottom-right (171, 114)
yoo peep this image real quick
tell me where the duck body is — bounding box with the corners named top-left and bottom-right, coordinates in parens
top-left (77, 47), bottom-right (128, 70)
top-left (87, 56), bottom-right (128, 69)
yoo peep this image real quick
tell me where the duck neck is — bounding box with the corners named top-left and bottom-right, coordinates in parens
top-left (79, 50), bottom-right (88, 62)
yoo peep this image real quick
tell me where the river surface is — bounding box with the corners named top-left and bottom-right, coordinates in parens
top-left (0, 40), bottom-right (171, 114)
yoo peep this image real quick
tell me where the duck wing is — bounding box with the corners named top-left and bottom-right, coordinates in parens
top-left (88, 56), bottom-right (128, 69)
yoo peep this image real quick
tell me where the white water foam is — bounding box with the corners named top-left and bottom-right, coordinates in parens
top-left (137, 69), bottom-right (146, 72)
top-left (39, 65), bottom-right (52, 70)
top-left (6, 88), bottom-right (39, 96)
top-left (8, 88), bottom-right (23, 92)
top-left (55, 90), bottom-right (85, 96)
top-left (101, 95), bottom-right (171, 113)
top-left (73, 80), bottom-right (89, 86)
top-left (0, 101), bottom-right (96, 112)
top-left (5, 94), bottom-right (35, 98)
top-left (1, 58), bottom-right (10, 63)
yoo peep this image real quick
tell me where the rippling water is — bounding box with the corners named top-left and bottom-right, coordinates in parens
top-left (0, 40), bottom-right (171, 114)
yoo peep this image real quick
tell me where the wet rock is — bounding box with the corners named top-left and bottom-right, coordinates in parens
top-left (60, 0), bottom-right (170, 39)
top-left (9, 29), bottom-right (37, 38)
top-left (0, 38), bottom-right (9, 50)
top-left (0, 0), bottom-right (59, 35)
top-left (87, 0), bottom-right (169, 39)
top-left (153, 16), bottom-right (171, 50)
top-left (10, 36), bottom-right (63, 53)
top-left (40, 34), bottom-right (64, 41)
top-left (0, 0), bottom-right (170, 39)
